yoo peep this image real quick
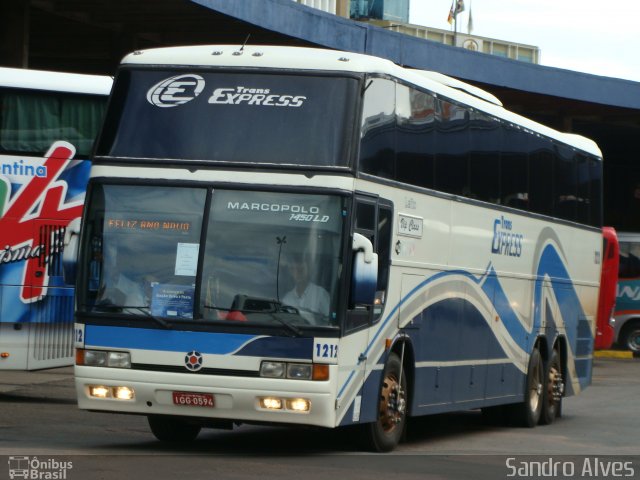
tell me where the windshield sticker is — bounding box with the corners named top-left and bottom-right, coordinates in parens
top-left (208, 87), bottom-right (306, 107)
top-left (150, 284), bottom-right (194, 318)
top-left (146, 74), bottom-right (205, 108)
top-left (175, 242), bottom-right (199, 276)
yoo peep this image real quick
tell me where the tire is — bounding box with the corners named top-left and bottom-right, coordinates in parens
top-left (621, 323), bottom-right (640, 353)
top-left (147, 415), bottom-right (201, 443)
top-left (362, 353), bottom-right (407, 452)
top-left (539, 349), bottom-right (563, 425)
top-left (510, 347), bottom-right (543, 428)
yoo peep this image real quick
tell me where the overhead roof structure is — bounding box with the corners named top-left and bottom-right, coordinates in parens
top-left (2, 0), bottom-right (639, 229)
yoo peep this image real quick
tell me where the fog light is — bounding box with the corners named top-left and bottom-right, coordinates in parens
top-left (286, 398), bottom-right (310, 413)
top-left (259, 397), bottom-right (283, 410)
top-left (89, 385), bottom-right (110, 398)
top-left (114, 386), bottom-right (135, 400)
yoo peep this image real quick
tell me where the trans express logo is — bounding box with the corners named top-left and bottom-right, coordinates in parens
top-left (147, 74), bottom-right (307, 108)
top-left (146, 74), bottom-right (205, 108)
top-left (208, 87), bottom-right (306, 107)
top-left (491, 215), bottom-right (524, 257)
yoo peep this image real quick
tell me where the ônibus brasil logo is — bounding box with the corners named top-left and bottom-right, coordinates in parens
top-left (146, 74), bottom-right (205, 108)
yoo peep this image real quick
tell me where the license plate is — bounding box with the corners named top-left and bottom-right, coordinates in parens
top-left (172, 391), bottom-right (214, 408)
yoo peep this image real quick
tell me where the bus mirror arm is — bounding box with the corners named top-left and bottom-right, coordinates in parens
top-left (62, 217), bottom-right (81, 285)
top-left (353, 232), bottom-right (375, 264)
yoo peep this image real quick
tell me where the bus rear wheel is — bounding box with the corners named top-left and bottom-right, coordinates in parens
top-left (510, 347), bottom-right (543, 427)
top-left (539, 349), bottom-right (563, 425)
top-left (621, 322), bottom-right (640, 353)
top-left (148, 415), bottom-right (201, 443)
top-left (363, 352), bottom-right (407, 452)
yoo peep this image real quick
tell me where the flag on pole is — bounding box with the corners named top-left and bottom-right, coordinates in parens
top-left (467, 3), bottom-right (474, 33)
top-left (455, 0), bottom-right (465, 14)
top-left (447, 2), bottom-right (454, 24)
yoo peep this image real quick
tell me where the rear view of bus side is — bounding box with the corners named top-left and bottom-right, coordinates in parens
top-left (0, 68), bottom-right (111, 370)
top-left (73, 46), bottom-right (602, 451)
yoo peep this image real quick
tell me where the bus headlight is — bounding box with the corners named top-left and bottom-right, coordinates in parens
top-left (260, 361), bottom-right (286, 378)
top-left (78, 349), bottom-right (131, 368)
top-left (260, 361), bottom-right (328, 381)
top-left (286, 363), bottom-right (312, 380)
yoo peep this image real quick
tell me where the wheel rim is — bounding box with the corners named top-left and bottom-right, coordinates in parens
top-left (627, 329), bottom-right (640, 353)
top-left (547, 363), bottom-right (564, 407)
top-left (378, 373), bottom-right (406, 433)
top-left (529, 357), bottom-right (542, 412)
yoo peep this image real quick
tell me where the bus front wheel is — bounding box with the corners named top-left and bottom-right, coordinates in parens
top-left (148, 415), bottom-right (201, 443)
top-left (362, 352), bottom-right (407, 452)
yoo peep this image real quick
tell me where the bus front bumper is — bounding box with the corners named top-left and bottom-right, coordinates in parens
top-left (74, 365), bottom-right (338, 428)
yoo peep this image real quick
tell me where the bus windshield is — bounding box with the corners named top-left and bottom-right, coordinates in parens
top-left (79, 185), bottom-right (345, 329)
top-left (96, 70), bottom-right (359, 167)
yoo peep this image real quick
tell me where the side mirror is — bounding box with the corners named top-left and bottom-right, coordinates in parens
top-left (351, 233), bottom-right (378, 305)
top-left (62, 217), bottom-right (81, 285)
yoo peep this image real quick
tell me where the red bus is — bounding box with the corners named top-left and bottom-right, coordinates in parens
top-left (595, 227), bottom-right (619, 350)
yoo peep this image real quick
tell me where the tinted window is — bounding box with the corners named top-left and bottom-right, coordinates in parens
top-left (98, 70), bottom-right (358, 167)
top-left (529, 141), bottom-right (554, 217)
top-left (555, 144), bottom-right (578, 221)
top-left (468, 112), bottom-right (500, 202)
top-left (355, 81), bottom-right (602, 228)
top-left (396, 85), bottom-right (435, 188)
top-left (359, 78), bottom-right (395, 177)
top-left (434, 99), bottom-right (469, 196)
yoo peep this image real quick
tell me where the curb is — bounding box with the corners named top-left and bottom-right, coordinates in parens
top-left (594, 350), bottom-right (636, 359)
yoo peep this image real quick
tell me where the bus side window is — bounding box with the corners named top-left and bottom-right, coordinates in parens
top-left (373, 204), bottom-right (392, 322)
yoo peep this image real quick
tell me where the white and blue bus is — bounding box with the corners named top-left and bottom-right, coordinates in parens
top-left (0, 67), bottom-right (111, 370)
top-left (73, 45), bottom-right (602, 451)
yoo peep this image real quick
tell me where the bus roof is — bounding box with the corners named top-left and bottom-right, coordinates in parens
top-left (0, 66), bottom-right (112, 96)
top-left (120, 44), bottom-right (602, 158)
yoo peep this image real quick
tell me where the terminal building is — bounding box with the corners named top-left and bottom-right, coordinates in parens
top-left (2, 0), bottom-right (639, 231)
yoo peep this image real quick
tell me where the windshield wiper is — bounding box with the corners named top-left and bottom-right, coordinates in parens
top-left (92, 302), bottom-right (171, 329)
top-left (203, 304), bottom-right (302, 337)
top-left (127, 306), bottom-right (172, 329)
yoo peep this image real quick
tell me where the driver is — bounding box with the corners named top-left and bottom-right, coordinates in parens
top-left (282, 253), bottom-right (330, 323)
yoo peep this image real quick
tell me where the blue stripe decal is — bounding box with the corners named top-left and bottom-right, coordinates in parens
top-left (338, 267), bottom-right (486, 398)
top-left (338, 242), bottom-right (593, 401)
top-left (85, 325), bottom-right (260, 354)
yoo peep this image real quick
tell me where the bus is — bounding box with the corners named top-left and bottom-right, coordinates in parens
top-left (613, 233), bottom-right (640, 353)
top-left (0, 67), bottom-right (111, 370)
top-left (594, 227), bottom-right (619, 350)
top-left (72, 45), bottom-right (602, 451)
